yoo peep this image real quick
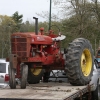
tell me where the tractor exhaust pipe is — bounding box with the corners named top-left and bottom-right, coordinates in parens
top-left (33, 17), bottom-right (38, 35)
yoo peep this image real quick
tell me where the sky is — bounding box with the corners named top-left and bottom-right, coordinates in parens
top-left (0, 0), bottom-right (51, 22)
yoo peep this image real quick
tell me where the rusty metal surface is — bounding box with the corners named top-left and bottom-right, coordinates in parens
top-left (0, 82), bottom-right (92, 100)
top-left (9, 54), bottom-right (17, 69)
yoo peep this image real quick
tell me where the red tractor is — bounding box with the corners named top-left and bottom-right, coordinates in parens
top-left (8, 17), bottom-right (94, 89)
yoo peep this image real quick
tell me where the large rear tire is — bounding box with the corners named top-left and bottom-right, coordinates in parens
top-left (27, 64), bottom-right (44, 84)
top-left (65, 38), bottom-right (94, 86)
top-left (8, 65), bottom-right (16, 89)
top-left (20, 64), bottom-right (28, 89)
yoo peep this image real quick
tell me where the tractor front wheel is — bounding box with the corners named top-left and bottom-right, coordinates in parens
top-left (20, 64), bottom-right (28, 89)
top-left (65, 38), bottom-right (94, 86)
top-left (8, 65), bottom-right (16, 89)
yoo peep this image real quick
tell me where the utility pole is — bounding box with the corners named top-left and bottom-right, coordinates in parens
top-left (49, 0), bottom-right (52, 30)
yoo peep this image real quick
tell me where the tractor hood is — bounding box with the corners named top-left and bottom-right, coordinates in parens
top-left (11, 32), bottom-right (53, 45)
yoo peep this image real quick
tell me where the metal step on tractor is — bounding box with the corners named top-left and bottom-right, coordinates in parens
top-left (8, 17), bottom-right (94, 89)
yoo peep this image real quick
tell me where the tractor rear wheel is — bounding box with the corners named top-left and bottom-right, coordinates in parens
top-left (27, 64), bottom-right (44, 84)
top-left (8, 65), bottom-right (16, 89)
top-left (65, 38), bottom-right (94, 86)
top-left (20, 64), bottom-right (28, 89)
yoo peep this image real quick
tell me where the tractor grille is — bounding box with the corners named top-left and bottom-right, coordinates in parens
top-left (11, 38), bottom-right (28, 57)
top-left (12, 38), bottom-right (27, 42)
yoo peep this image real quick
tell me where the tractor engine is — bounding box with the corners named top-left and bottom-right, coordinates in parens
top-left (11, 31), bottom-right (64, 68)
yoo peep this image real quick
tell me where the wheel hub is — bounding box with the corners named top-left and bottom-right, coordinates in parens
top-left (31, 68), bottom-right (42, 76)
top-left (81, 49), bottom-right (92, 76)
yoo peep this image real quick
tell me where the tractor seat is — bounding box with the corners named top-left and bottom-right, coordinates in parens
top-left (52, 35), bottom-right (66, 41)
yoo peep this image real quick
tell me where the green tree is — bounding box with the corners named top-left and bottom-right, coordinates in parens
top-left (12, 11), bottom-right (23, 32)
top-left (0, 15), bottom-right (16, 58)
top-left (20, 20), bottom-right (35, 32)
